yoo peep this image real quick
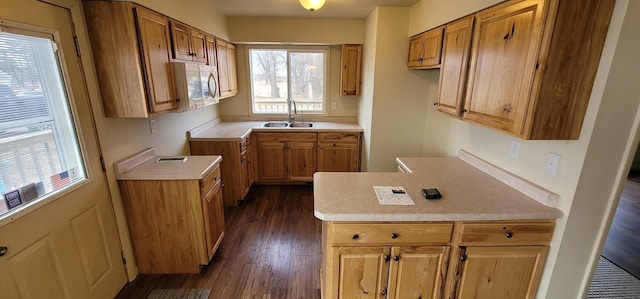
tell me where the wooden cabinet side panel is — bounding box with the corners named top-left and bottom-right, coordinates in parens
top-left (340, 44), bottom-right (362, 96)
top-left (456, 246), bottom-right (548, 299)
top-left (119, 179), bottom-right (205, 273)
top-left (528, 0), bottom-right (615, 139)
top-left (190, 141), bottom-right (242, 206)
top-left (83, 1), bottom-right (148, 117)
top-left (134, 6), bottom-right (178, 113)
top-left (463, 0), bottom-right (547, 135)
top-left (437, 16), bottom-right (474, 118)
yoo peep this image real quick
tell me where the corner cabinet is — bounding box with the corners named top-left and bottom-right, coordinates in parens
top-left (118, 163), bottom-right (224, 273)
top-left (340, 44), bottom-right (362, 96)
top-left (190, 134), bottom-right (257, 207)
top-left (83, 1), bottom-right (178, 117)
top-left (438, 0), bottom-right (615, 140)
top-left (216, 39), bottom-right (238, 99)
top-left (407, 26), bottom-right (444, 69)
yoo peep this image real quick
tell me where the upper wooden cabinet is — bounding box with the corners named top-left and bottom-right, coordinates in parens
top-left (216, 39), bottom-right (238, 99)
top-left (170, 21), bottom-right (207, 63)
top-left (436, 16), bottom-right (475, 118)
top-left (84, 1), bottom-right (178, 117)
top-left (205, 35), bottom-right (217, 66)
top-left (407, 26), bottom-right (444, 69)
top-left (340, 44), bottom-right (362, 96)
top-left (458, 0), bottom-right (615, 140)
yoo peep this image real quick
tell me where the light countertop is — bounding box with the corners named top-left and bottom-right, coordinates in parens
top-left (188, 120), bottom-right (364, 141)
top-left (114, 148), bottom-right (222, 180)
top-left (313, 154), bottom-right (562, 222)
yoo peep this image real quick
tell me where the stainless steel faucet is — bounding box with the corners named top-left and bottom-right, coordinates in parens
top-left (288, 98), bottom-right (297, 123)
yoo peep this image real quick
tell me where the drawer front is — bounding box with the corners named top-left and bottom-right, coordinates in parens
top-left (200, 164), bottom-right (221, 196)
top-left (459, 222), bottom-right (555, 246)
top-left (256, 132), bottom-right (317, 142)
top-left (318, 132), bottom-right (360, 142)
top-left (330, 223), bottom-right (453, 245)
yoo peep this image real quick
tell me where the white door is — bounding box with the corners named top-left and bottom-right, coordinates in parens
top-left (0, 0), bottom-right (127, 298)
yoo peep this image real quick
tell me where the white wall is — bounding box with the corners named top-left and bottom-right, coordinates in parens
top-left (228, 17), bottom-right (365, 44)
top-left (358, 9), bottom-right (379, 171)
top-left (409, 0), bottom-right (640, 297)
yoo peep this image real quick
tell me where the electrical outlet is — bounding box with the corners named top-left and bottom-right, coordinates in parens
top-left (149, 119), bottom-right (157, 133)
top-left (545, 152), bottom-right (561, 175)
top-left (331, 102), bottom-right (337, 110)
top-left (509, 141), bottom-right (521, 159)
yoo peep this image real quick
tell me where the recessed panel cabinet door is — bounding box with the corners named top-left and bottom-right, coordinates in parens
top-left (318, 143), bottom-right (359, 172)
top-left (288, 142), bottom-right (317, 181)
top-left (437, 16), bottom-right (474, 117)
top-left (463, 0), bottom-right (546, 134)
top-left (335, 247), bottom-right (390, 299)
top-left (258, 141), bottom-right (287, 181)
top-left (135, 7), bottom-right (178, 113)
top-left (388, 246), bottom-right (450, 299)
top-left (455, 246), bottom-right (548, 299)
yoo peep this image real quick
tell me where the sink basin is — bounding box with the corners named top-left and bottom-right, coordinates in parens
top-left (289, 122), bottom-right (313, 127)
top-left (263, 122), bottom-right (289, 127)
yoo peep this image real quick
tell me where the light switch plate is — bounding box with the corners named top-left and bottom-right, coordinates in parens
top-left (149, 119), bottom-right (157, 133)
top-left (545, 152), bottom-right (561, 175)
top-left (510, 141), bottom-right (521, 159)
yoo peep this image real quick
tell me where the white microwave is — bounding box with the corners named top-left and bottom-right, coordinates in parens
top-left (172, 62), bottom-right (219, 112)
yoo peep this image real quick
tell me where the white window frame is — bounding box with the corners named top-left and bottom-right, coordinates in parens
top-left (247, 45), bottom-right (330, 116)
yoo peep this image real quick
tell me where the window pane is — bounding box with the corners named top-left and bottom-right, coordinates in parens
top-left (0, 30), bottom-right (86, 217)
top-left (250, 49), bottom-right (288, 113)
top-left (290, 52), bottom-right (324, 112)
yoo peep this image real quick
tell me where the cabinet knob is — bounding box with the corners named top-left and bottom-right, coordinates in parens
top-left (0, 246), bottom-right (7, 257)
top-left (391, 233), bottom-right (398, 239)
top-left (461, 109), bottom-right (468, 113)
top-left (393, 255), bottom-right (400, 261)
top-left (505, 232), bottom-right (513, 238)
top-left (460, 254), bottom-right (467, 262)
top-left (384, 255), bottom-right (391, 262)
top-left (352, 234), bottom-right (359, 240)
top-left (433, 102), bottom-right (439, 106)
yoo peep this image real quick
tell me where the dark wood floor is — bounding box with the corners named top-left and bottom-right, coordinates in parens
top-left (602, 176), bottom-right (640, 278)
top-left (115, 185), bottom-right (322, 299)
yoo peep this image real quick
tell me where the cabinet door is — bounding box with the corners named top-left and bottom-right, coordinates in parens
top-left (437, 16), bottom-right (474, 117)
top-left (258, 141), bottom-right (287, 181)
top-left (463, 0), bottom-right (546, 135)
top-left (190, 28), bottom-right (207, 63)
top-left (334, 247), bottom-right (390, 299)
top-left (206, 35), bottom-right (217, 66)
top-left (288, 141), bottom-right (317, 181)
top-left (455, 246), bottom-right (548, 299)
top-left (421, 26), bottom-right (444, 67)
top-left (318, 143), bottom-right (358, 172)
top-left (226, 43), bottom-right (238, 95)
top-left (388, 246), bottom-right (450, 299)
top-left (135, 7), bottom-right (177, 113)
top-left (202, 185), bottom-right (224, 261)
top-left (216, 39), bottom-right (230, 96)
top-left (340, 44), bottom-right (362, 96)
top-left (170, 21), bottom-right (192, 61)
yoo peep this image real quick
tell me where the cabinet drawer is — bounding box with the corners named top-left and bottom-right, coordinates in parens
top-left (256, 132), bottom-right (317, 142)
top-left (459, 222), bottom-right (555, 246)
top-left (200, 164), bottom-right (221, 196)
top-left (318, 132), bottom-right (359, 143)
top-left (330, 223), bottom-right (453, 245)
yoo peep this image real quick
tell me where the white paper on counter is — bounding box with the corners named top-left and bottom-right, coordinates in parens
top-left (373, 186), bottom-right (415, 205)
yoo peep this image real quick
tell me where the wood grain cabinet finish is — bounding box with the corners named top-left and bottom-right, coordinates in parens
top-left (118, 164), bottom-right (224, 273)
top-left (256, 132), bottom-right (317, 182)
top-left (407, 26), bottom-right (444, 69)
top-left (190, 134), bottom-right (257, 207)
top-left (437, 16), bottom-right (475, 118)
top-left (318, 132), bottom-right (362, 172)
top-left (83, 1), bottom-right (178, 118)
top-left (459, 0), bottom-right (615, 139)
top-left (340, 44), bottom-right (362, 96)
top-left (323, 222), bottom-right (452, 299)
top-left (216, 39), bottom-right (238, 99)
top-left (170, 21), bottom-right (207, 63)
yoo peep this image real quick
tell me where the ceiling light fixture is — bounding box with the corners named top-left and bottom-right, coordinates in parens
top-left (299, 0), bottom-right (326, 12)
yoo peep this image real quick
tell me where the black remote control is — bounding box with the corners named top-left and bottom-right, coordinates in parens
top-left (422, 188), bottom-right (442, 200)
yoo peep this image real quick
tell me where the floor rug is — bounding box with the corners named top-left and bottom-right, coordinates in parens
top-left (147, 289), bottom-right (211, 299)
top-left (587, 256), bottom-right (640, 298)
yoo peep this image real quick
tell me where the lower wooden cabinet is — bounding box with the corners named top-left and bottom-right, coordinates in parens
top-left (256, 132), bottom-right (317, 182)
top-left (322, 221), bottom-right (554, 299)
top-left (318, 132), bottom-right (361, 172)
top-left (118, 164), bottom-right (224, 273)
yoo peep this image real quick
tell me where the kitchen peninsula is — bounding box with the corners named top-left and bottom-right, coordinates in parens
top-left (314, 151), bottom-right (562, 299)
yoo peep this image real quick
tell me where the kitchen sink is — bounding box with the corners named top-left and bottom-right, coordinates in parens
top-left (263, 122), bottom-right (289, 127)
top-left (262, 122), bottom-right (313, 128)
